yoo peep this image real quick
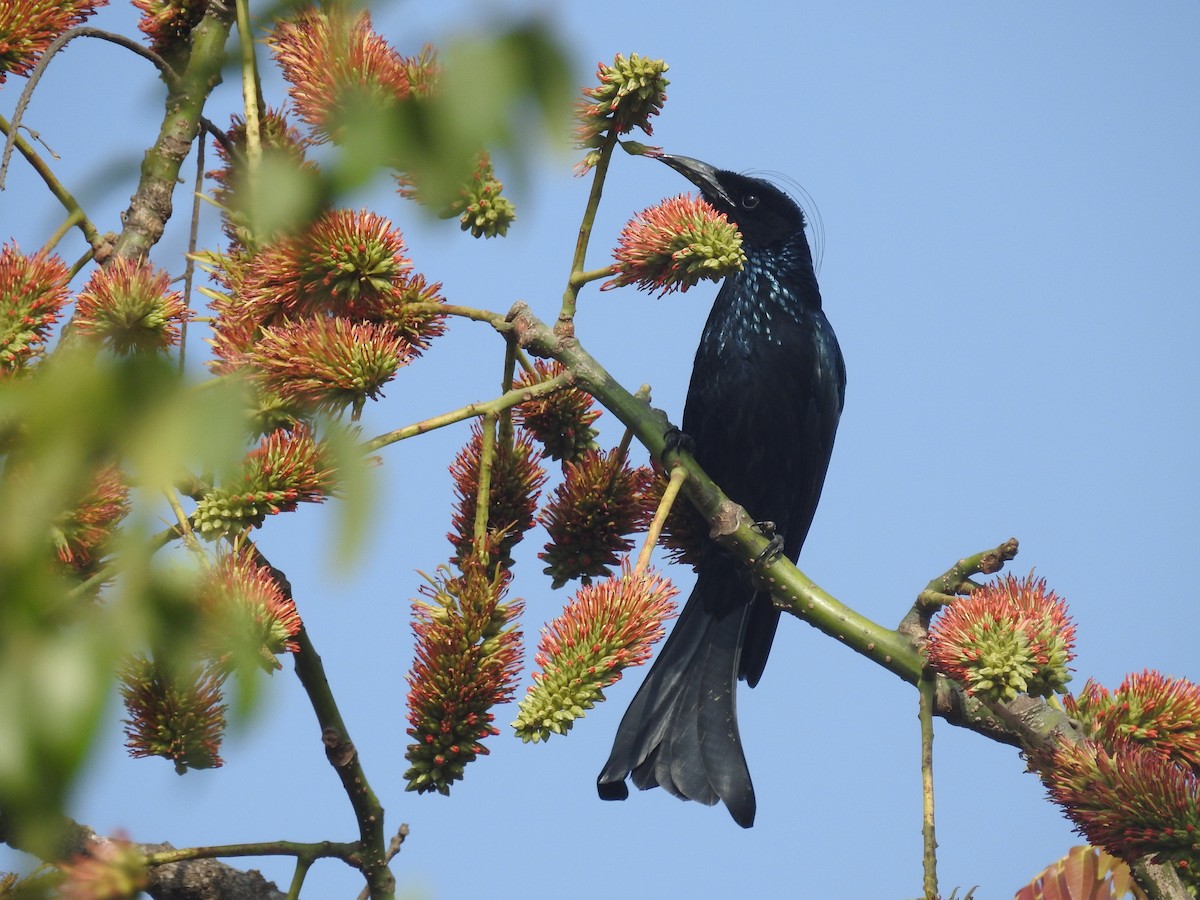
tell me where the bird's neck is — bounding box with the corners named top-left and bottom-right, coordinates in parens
top-left (703, 243), bottom-right (823, 354)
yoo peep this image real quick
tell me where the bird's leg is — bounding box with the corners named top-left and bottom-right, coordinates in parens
top-left (750, 520), bottom-right (785, 567)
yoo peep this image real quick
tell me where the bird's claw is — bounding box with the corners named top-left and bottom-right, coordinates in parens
top-left (662, 426), bottom-right (696, 459)
top-left (751, 521), bottom-right (784, 567)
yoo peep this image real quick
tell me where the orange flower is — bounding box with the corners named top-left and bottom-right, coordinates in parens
top-left (120, 655), bottom-right (226, 773)
top-left (73, 257), bottom-right (191, 354)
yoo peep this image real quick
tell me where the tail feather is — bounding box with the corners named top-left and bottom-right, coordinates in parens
top-left (597, 581), bottom-right (756, 827)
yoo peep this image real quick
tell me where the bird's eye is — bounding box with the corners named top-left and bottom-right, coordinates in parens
top-left (740, 194), bottom-right (760, 210)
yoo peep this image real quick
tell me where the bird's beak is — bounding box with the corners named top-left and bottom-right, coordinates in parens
top-left (659, 154), bottom-right (733, 207)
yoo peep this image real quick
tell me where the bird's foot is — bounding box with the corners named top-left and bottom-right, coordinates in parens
top-left (662, 426), bottom-right (696, 459)
top-left (751, 521), bottom-right (785, 567)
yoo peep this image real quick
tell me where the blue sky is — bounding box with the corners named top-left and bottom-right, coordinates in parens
top-left (3, 1), bottom-right (1198, 897)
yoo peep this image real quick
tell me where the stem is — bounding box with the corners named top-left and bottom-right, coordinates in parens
top-left (634, 464), bottom-right (686, 578)
top-left (559, 130), bottom-right (620, 328)
top-left (0, 114), bottom-right (99, 247)
top-left (359, 373), bottom-right (571, 454)
top-left (919, 663), bottom-right (938, 899)
top-left (473, 413), bottom-right (497, 563)
top-left (113, 2), bottom-right (238, 260)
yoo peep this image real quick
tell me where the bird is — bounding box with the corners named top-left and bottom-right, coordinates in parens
top-left (597, 154), bottom-right (846, 828)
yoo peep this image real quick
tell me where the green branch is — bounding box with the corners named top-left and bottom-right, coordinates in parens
top-left (0, 114), bottom-right (99, 248)
top-left (113, 0), bottom-right (238, 260)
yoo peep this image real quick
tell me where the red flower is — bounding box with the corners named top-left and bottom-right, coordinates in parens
top-left (0, 0), bottom-right (105, 83)
top-left (120, 655), bottom-right (226, 773)
top-left (447, 422), bottom-right (547, 569)
top-left (1039, 736), bottom-right (1200, 883)
top-left (514, 561), bottom-right (677, 742)
top-left (1066, 670), bottom-right (1200, 772)
top-left (73, 257), bottom-right (191, 354)
top-left (512, 359), bottom-right (600, 462)
top-left (249, 317), bottom-right (412, 419)
top-left (200, 546), bottom-right (301, 672)
top-left (403, 554), bottom-right (523, 795)
top-left (604, 194), bottom-right (746, 296)
top-left (52, 463), bottom-right (129, 579)
top-left (538, 448), bottom-right (655, 588)
top-left (193, 425), bottom-right (338, 538)
top-left (131, 0), bottom-right (203, 57)
top-left (926, 574), bottom-right (1075, 701)
top-left (267, 7), bottom-right (434, 143)
top-left (0, 242), bottom-right (71, 374)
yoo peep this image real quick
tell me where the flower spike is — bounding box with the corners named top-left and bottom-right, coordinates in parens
top-left (513, 562), bottom-right (677, 742)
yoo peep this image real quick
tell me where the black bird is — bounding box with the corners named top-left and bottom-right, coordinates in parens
top-left (597, 155), bottom-right (846, 827)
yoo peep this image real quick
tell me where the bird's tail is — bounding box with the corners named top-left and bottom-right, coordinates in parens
top-left (596, 580), bottom-right (755, 828)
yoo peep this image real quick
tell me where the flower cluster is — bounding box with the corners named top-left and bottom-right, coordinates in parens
top-left (0, 0), bottom-right (105, 83)
top-left (205, 208), bottom-right (445, 421)
top-left (404, 555), bottom-right (523, 795)
top-left (267, 7), bottom-right (434, 143)
top-left (513, 562), bottom-right (677, 742)
top-left (120, 654), bottom-right (227, 773)
top-left (926, 574), bottom-right (1075, 702)
top-left (603, 194), bottom-right (746, 296)
top-left (575, 53), bottom-right (669, 171)
top-left (199, 546), bottom-right (302, 673)
top-left (192, 425), bottom-right (337, 538)
top-left (72, 257), bottom-right (191, 354)
top-left (132, 0), bottom-right (204, 58)
top-left (51, 463), bottom-right (129, 580)
top-left (447, 422), bottom-right (546, 570)
top-left (537, 449), bottom-right (655, 589)
top-left (0, 242), bottom-right (70, 375)
top-left (57, 835), bottom-right (148, 900)
top-left (1066, 670), bottom-right (1200, 772)
top-left (1038, 737), bottom-right (1200, 885)
top-left (447, 152), bottom-right (515, 239)
top-left (512, 359), bottom-right (600, 462)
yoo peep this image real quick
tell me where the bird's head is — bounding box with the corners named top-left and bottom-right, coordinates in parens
top-left (659, 154), bottom-right (807, 249)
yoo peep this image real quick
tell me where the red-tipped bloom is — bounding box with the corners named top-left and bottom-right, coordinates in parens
top-left (52, 464), bottom-right (129, 580)
top-left (513, 561), bottom-right (677, 742)
top-left (574, 53), bottom-right (669, 171)
top-left (120, 655), bottom-right (226, 773)
top-left (235, 209), bottom-right (446, 344)
top-left (403, 555), bottom-right (523, 795)
top-left (201, 546), bottom-right (301, 673)
top-left (448, 422), bottom-right (547, 569)
top-left (73, 257), bottom-right (191, 354)
top-left (131, 0), bottom-right (204, 57)
top-left (1039, 736), bottom-right (1200, 884)
top-left (512, 360), bottom-right (600, 463)
top-left (193, 425), bottom-right (338, 538)
top-left (538, 449), bottom-right (655, 589)
top-left (1067, 670), bottom-right (1200, 773)
top-left (926, 574), bottom-right (1075, 701)
top-left (58, 835), bottom-right (148, 900)
top-left (0, 0), bottom-right (105, 83)
top-left (0, 242), bottom-right (71, 374)
top-left (268, 7), bottom-right (433, 143)
top-left (250, 317), bottom-right (412, 420)
top-left (604, 194), bottom-right (746, 296)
